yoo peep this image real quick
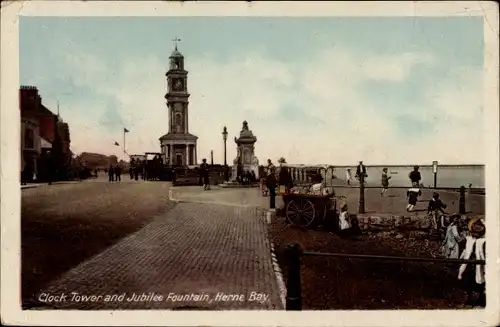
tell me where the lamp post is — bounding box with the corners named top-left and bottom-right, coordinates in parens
top-left (222, 126), bottom-right (228, 181)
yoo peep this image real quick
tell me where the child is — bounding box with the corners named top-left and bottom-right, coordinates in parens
top-left (338, 204), bottom-right (351, 236)
top-left (260, 176), bottom-right (268, 196)
top-left (345, 168), bottom-right (352, 186)
top-left (427, 192), bottom-right (447, 230)
top-left (406, 187), bottom-right (422, 212)
top-left (441, 213), bottom-right (463, 259)
top-left (458, 218), bottom-right (486, 307)
top-left (381, 168), bottom-right (391, 196)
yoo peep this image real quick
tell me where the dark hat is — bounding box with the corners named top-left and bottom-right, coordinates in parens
top-left (432, 192), bottom-right (439, 198)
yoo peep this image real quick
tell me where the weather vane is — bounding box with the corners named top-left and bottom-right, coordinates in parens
top-left (173, 36), bottom-right (181, 50)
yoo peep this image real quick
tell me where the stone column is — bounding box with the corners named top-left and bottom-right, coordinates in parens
top-left (194, 146), bottom-right (197, 165)
top-left (169, 144), bottom-right (174, 165)
top-left (186, 144), bottom-right (190, 166)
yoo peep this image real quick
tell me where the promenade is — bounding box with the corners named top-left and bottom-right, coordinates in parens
top-left (169, 185), bottom-right (485, 217)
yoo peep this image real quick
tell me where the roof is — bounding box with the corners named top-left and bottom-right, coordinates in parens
top-left (39, 104), bottom-right (55, 116)
top-left (159, 132), bottom-right (198, 141)
top-left (170, 49), bottom-right (184, 58)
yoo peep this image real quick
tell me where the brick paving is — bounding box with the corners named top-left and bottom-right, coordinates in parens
top-left (22, 177), bottom-right (175, 304)
top-left (34, 202), bottom-right (283, 310)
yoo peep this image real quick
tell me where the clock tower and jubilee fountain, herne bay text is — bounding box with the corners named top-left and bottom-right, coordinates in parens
top-left (159, 41), bottom-right (198, 166)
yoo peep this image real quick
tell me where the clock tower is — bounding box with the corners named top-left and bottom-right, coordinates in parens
top-left (159, 38), bottom-right (198, 166)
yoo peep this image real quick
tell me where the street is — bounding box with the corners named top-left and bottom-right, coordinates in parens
top-left (21, 176), bottom-right (175, 305)
top-left (22, 177), bottom-right (283, 310)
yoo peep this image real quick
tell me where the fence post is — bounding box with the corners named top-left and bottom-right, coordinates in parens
top-left (285, 243), bottom-right (303, 310)
top-left (358, 174), bottom-right (366, 214)
top-left (459, 185), bottom-right (466, 214)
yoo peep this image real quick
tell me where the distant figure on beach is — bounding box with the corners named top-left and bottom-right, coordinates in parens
top-left (409, 166), bottom-right (421, 187)
top-left (345, 168), bottom-right (352, 186)
top-left (381, 168), bottom-right (391, 196)
top-left (355, 161), bottom-right (367, 184)
top-left (406, 187), bottom-right (422, 212)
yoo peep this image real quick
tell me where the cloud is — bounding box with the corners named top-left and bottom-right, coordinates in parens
top-left (28, 42), bottom-right (483, 165)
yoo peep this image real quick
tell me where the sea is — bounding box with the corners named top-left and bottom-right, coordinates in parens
top-left (328, 165), bottom-right (485, 189)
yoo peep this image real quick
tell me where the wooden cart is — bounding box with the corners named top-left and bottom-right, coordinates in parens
top-left (281, 192), bottom-right (337, 227)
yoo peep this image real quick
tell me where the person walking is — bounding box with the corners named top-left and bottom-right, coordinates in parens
top-left (409, 165), bottom-right (422, 187)
top-left (406, 187), bottom-right (422, 212)
top-left (134, 164), bottom-right (139, 180)
top-left (200, 158), bottom-right (210, 190)
top-left (115, 164), bottom-right (122, 182)
top-left (108, 165), bottom-right (115, 182)
top-left (381, 168), bottom-right (391, 196)
top-left (129, 159), bottom-right (135, 180)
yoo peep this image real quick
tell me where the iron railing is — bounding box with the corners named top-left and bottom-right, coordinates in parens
top-left (284, 243), bottom-right (486, 310)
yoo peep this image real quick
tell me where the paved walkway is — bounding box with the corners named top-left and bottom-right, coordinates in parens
top-left (35, 202), bottom-right (283, 310)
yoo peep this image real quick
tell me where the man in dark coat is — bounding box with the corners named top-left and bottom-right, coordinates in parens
top-left (108, 165), bottom-right (114, 182)
top-left (115, 164), bottom-right (122, 182)
top-left (355, 161), bottom-right (367, 181)
top-left (409, 165), bottom-right (422, 187)
top-left (129, 158), bottom-right (135, 180)
top-left (266, 165), bottom-right (277, 209)
top-left (200, 159), bottom-right (210, 190)
top-left (278, 163), bottom-right (293, 193)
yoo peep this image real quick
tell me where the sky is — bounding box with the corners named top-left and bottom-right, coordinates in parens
top-left (19, 16), bottom-right (484, 165)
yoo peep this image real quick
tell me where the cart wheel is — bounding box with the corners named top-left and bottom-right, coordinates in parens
top-left (286, 199), bottom-right (316, 227)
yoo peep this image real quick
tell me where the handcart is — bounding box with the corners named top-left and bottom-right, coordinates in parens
top-left (281, 191), bottom-right (337, 227)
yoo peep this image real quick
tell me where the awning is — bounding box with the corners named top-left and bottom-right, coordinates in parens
top-left (41, 138), bottom-right (52, 149)
top-left (146, 154), bottom-right (156, 160)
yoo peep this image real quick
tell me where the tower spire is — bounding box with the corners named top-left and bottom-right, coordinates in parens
top-left (57, 99), bottom-right (60, 117)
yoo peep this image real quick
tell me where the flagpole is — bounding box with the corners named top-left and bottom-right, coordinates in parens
top-left (123, 129), bottom-right (126, 160)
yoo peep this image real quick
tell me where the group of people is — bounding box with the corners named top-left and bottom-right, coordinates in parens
top-left (441, 215), bottom-right (486, 307)
top-left (107, 165), bottom-right (123, 182)
top-left (260, 159), bottom-right (293, 194)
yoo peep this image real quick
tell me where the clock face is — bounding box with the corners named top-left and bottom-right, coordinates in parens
top-left (173, 79), bottom-right (183, 91)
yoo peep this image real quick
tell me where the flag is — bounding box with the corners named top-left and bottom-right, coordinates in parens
top-left (114, 142), bottom-right (119, 146)
top-left (124, 128), bottom-right (130, 133)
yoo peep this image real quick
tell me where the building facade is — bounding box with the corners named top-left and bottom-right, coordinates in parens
top-left (159, 44), bottom-right (198, 166)
top-left (19, 86), bottom-right (73, 181)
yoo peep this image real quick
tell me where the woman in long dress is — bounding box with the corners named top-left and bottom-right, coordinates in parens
top-left (441, 214), bottom-right (463, 259)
